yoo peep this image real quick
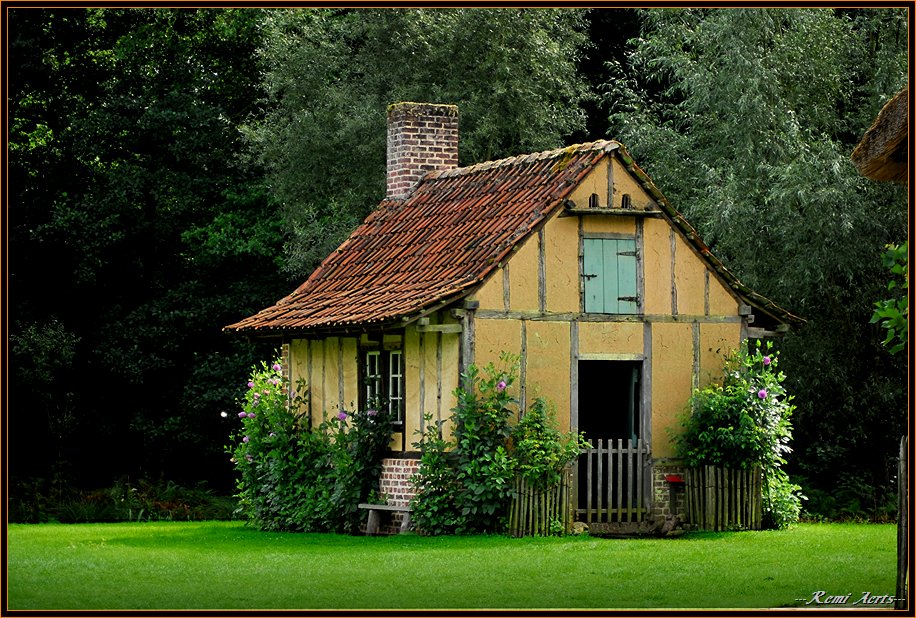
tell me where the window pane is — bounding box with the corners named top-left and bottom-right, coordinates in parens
top-left (389, 350), bottom-right (403, 423)
top-left (365, 351), bottom-right (381, 405)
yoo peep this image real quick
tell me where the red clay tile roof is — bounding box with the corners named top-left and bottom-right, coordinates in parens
top-left (226, 140), bottom-right (802, 334)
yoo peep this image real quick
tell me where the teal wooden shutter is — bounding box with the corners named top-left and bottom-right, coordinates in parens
top-left (583, 238), bottom-right (605, 312)
top-left (583, 238), bottom-right (638, 313)
top-left (613, 239), bottom-right (638, 313)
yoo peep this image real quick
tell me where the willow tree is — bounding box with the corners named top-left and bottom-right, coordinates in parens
top-left (604, 8), bottom-right (907, 518)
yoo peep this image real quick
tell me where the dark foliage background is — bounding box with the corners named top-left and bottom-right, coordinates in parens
top-left (7, 8), bottom-right (908, 521)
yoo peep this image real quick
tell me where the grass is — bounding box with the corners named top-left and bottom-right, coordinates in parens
top-left (6, 521), bottom-right (897, 610)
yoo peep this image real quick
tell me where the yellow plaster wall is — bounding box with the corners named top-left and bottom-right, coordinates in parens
top-left (525, 321), bottom-right (571, 430)
top-left (289, 339), bottom-right (311, 418)
top-left (674, 234), bottom-right (707, 315)
top-left (579, 322), bottom-right (644, 356)
top-left (341, 337), bottom-right (358, 410)
top-left (544, 215), bottom-right (579, 313)
top-left (288, 319), bottom-right (464, 452)
top-left (307, 339), bottom-right (325, 426)
top-left (568, 158), bottom-right (609, 208)
top-left (325, 337), bottom-right (342, 415)
top-left (642, 218), bottom-right (671, 314)
top-left (708, 273), bottom-right (740, 315)
top-left (438, 331), bottom-right (461, 443)
top-left (651, 322), bottom-right (694, 457)
top-left (471, 268), bottom-right (505, 312)
top-left (610, 157), bottom-right (656, 210)
top-left (406, 314), bottom-right (464, 446)
top-left (403, 328), bottom-right (422, 448)
top-left (292, 336), bottom-right (362, 427)
top-left (474, 317), bottom-right (523, 370)
top-left (699, 323), bottom-right (742, 387)
top-left (508, 235), bottom-right (540, 312)
top-left (421, 331), bottom-right (439, 417)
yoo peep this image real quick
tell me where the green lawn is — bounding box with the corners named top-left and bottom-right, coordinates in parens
top-left (6, 521), bottom-right (898, 610)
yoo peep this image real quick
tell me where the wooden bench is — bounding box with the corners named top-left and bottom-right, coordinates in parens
top-left (357, 503), bottom-right (412, 535)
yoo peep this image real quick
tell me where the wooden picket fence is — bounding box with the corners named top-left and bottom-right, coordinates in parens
top-left (685, 465), bottom-right (763, 531)
top-left (577, 438), bottom-right (650, 524)
top-left (508, 473), bottom-right (571, 537)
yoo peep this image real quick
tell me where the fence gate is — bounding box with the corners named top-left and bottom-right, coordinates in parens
top-left (576, 438), bottom-right (650, 524)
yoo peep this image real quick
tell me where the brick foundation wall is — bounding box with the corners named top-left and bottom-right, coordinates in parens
top-left (386, 102), bottom-right (459, 199)
top-left (379, 457), bottom-right (420, 507)
top-left (372, 457), bottom-right (421, 534)
top-left (649, 459), bottom-right (688, 524)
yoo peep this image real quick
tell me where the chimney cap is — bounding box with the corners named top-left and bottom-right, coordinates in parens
top-left (387, 101), bottom-right (459, 117)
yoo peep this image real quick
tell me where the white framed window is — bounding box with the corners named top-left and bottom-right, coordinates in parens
top-left (362, 348), bottom-right (404, 426)
top-left (365, 350), bottom-right (381, 406)
top-left (388, 350), bottom-right (403, 424)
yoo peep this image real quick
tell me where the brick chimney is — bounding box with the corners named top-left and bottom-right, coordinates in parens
top-left (386, 102), bottom-right (459, 200)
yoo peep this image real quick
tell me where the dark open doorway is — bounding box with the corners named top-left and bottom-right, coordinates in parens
top-left (577, 360), bottom-right (641, 444)
top-left (576, 360), bottom-right (646, 523)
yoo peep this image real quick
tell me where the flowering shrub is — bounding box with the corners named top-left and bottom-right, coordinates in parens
top-left (227, 359), bottom-right (392, 532)
top-left (673, 340), bottom-right (804, 528)
top-left (450, 357), bottom-right (518, 532)
top-left (228, 360), bottom-right (329, 531)
top-left (411, 356), bottom-right (517, 534)
top-left (411, 353), bottom-right (583, 535)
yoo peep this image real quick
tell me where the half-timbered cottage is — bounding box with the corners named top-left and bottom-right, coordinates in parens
top-left (226, 102), bottom-right (802, 530)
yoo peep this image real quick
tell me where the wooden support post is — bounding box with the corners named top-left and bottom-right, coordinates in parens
top-left (897, 435), bottom-right (908, 610)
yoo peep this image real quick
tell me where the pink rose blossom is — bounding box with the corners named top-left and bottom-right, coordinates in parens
top-left (496, 380), bottom-right (507, 392)
top-left (272, 363), bottom-right (282, 372)
top-left (337, 411), bottom-right (348, 421)
top-left (238, 411), bottom-right (247, 418)
top-left (762, 356), bottom-right (771, 366)
top-left (247, 412), bottom-right (255, 419)
top-left (758, 389), bottom-right (768, 399)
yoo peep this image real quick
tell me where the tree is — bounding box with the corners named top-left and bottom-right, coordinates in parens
top-left (9, 8), bottom-right (289, 492)
top-left (871, 242), bottom-right (908, 356)
top-left (604, 8), bottom-right (908, 518)
top-left (246, 8), bottom-right (592, 275)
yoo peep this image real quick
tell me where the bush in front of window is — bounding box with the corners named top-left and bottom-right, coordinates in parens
top-left (325, 404), bottom-right (395, 534)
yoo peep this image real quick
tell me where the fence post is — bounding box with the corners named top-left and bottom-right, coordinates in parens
top-left (896, 435), bottom-right (908, 610)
